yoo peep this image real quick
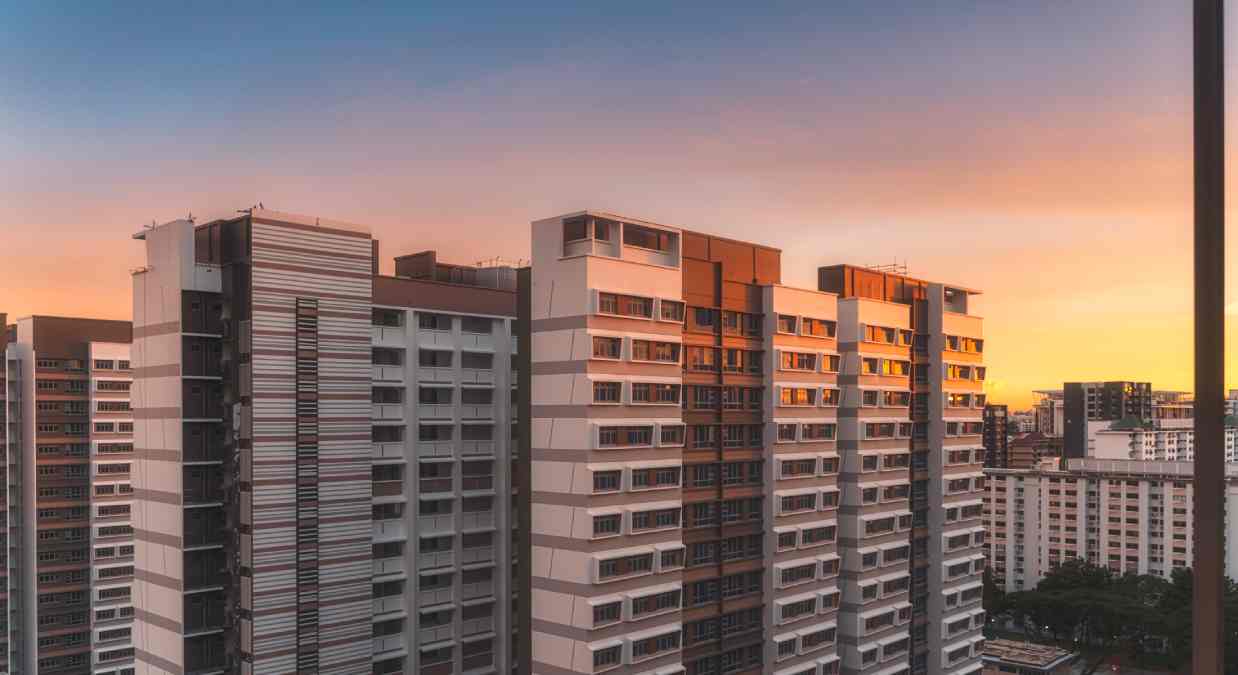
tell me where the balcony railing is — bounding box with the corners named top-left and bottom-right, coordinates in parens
top-left (373, 634), bottom-right (406, 655)
top-left (373, 481), bottom-right (404, 498)
top-left (373, 594), bottom-right (404, 615)
top-left (373, 404), bottom-right (404, 421)
top-left (418, 551), bottom-right (454, 569)
top-left (418, 625), bottom-right (454, 644)
top-left (419, 478), bottom-right (453, 494)
top-left (461, 580), bottom-right (493, 600)
top-left (374, 443), bottom-right (405, 461)
top-left (373, 520), bottom-right (406, 541)
top-left (417, 442), bottom-right (454, 459)
top-left (373, 557), bottom-right (403, 576)
top-left (461, 475), bottom-right (493, 491)
top-left (373, 365), bottom-right (403, 382)
top-left (460, 546), bottom-right (493, 564)
top-left (419, 587), bottom-right (453, 606)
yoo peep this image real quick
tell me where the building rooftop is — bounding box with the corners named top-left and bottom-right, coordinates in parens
top-left (982, 639), bottom-right (1075, 669)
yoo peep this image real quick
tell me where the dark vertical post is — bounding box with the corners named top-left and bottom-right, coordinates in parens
top-left (1194, 0), bottom-right (1225, 672)
top-left (516, 267), bottom-right (533, 675)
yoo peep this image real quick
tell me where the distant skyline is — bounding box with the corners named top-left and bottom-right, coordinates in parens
top-left (4, 1), bottom-right (1238, 408)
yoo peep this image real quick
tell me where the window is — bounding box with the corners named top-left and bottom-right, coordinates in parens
top-left (660, 424), bottom-right (685, 446)
top-left (461, 316), bottom-right (492, 334)
top-left (864, 325), bottom-right (897, 344)
top-left (780, 493), bottom-right (816, 513)
top-left (780, 387), bottom-right (816, 406)
top-left (632, 339), bottom-right (681, 363)
top-left (820, 388), bottom-right (840, 406)
top-left (593, 471), bottom-right (621, 493)
top-left (777, 315), bottom-right (798, 333)
top-left (593, 514), bottom-right (621, 537)
top-left (801, 423), bottom-right (836, 441)
top-left (593, 644), bottom-right (622, 670)
top-left (593, 381), bottom-right (622, 404)
top-left (632, 382), bottom-right (680, 404)
top-left (777, 424), bottom-right (798, 442)
top-left (779, 351), bottom-right (816, 371)
top-left (598, 292), bottom-right (653, 318)
top-left (802, 317), bottom-right (836, 337)
top-left (623, 224), bottom-right (674, 252)
top-left (94, 359), bottom-right (114, 370)
top-left (593, 336), bottom-right (622, 359)
top-left (861, 390), bottom-right (879, 407)
top-left (822, 353), bottom-right (841, 373)
top-left (660, 300), bottom-right (685, 322)
top-left (631, 467), bottom-right (680, 490)
top-left (593, 602), bottom-right (622, 627)
top-left (598, 426), bottom-right (654, 448)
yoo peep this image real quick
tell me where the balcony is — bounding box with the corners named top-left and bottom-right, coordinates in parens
top-left (374, 443), bottom-right (406, 461)
top-left (418, 551), bottom-right (454, 569)
top-left (373, 404), bottom-right (404, 421)
top-left (417, 330), bottom-right (456, 349)
top-left (373, 634), bottom-right (406, 655)
top-left (461, 580), bottom-right (494, 600)
top-left (420, 586), bottom-right (453, 606)
top-left (459, 511), bottom-right (494, 530)
top-left (374, 557), bottom-right (404, 577)
top-left (418, 514), bottom-right (454, 533)
top-left (420, 478), bottom-right (453, 495)
top-left (418, 404), bottom-right (455, 420)
top-left (460, 369), bottom-right (494, 385)
top-left (459, 404), bottom-right (495, 420)
top-left (372, 325), bottom-right (406, 348)
top-left (461, 475), bottom-right (494, 492)
top-left (373, 594), bottom-right (405, 615)
top-left (459, 332), bottom-right (495, 350)
top-left (460, 440), bottom-right (494, 457)
top-left (419, 624), bottom-right (454, 644)
top-left (373, 520), bottom-right (407, 542)
top-left (417, 442), bottom-right (454, 459)
top-left (461, 614), bottom-right (493, 637)
top-left (373, 365), bottom-right (403, 382)
top-left (417, 367), bottom-right (455, 384)
top-left (460, 546), bottom-right (493, 565)
top-left (374, 481), bottom-right (404, 498)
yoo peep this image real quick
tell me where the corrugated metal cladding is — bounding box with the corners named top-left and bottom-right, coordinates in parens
top-left (247, 218), bottom-right (374, 673)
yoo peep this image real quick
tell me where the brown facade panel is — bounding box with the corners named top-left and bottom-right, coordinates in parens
top-left (372, 275), bottom-right (516, 317)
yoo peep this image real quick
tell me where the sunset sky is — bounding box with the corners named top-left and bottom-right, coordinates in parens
top-left (3, 1), bottom-right (1237, 408)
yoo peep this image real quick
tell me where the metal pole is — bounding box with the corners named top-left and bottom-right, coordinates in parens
top-left (1194, 0), bottom-right (1225, 672)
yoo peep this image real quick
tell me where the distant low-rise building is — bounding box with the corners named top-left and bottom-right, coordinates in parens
top-left (980, 639), bottom-right (1074, 675)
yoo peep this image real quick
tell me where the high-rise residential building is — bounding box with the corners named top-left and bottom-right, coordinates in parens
top-left (1, 314), bottom-right (14, 675)
top-left (1030, 392), bottom-right (1062, 437)
top-left (1061, 382), bottom-right (1152, 459)
top-left (980, 406), bottom-right (1008, 469)
top-left (524, 211), bottom-right (987, 675)
top-left (983, 458), bottom-right (1238, 593)
top-left (131, 210), bottom-right (517, 675)
top-left (0, 315), bottom-right (134, 675)
top-left (1006, 412), bottom-right (1034, 435)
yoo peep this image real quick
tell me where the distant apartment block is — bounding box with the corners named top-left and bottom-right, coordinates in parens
top-left (1, 315), bottom-right (135, 675)
top-left (131, 211), bottom-right (516, 675)
top-left (524, 211), bottom-right (987, 675)
top-left (1091, 421), bottom-right (1238, 463)
top-left (1061, 382), bottom-right (1152, 459)
top-left (1005, 434), bottom-right (1062, 471)
top-left (983, 458), bottom-right (1238, 593)
top-left (980, 406), bottom-right (1007, 469)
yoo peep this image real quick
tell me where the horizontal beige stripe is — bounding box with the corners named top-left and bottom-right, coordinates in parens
top-left (532, 569), bottom-right (683, 599)
top-left (136, 646), bottom-right (183, 675)
top-left (133, 488), bottom-right (181, 506)
top-left (533, 529), bottom-right (681, 553)
top-left (134, 528), bottom-right (180, 548)
top-left (132, 321), bottom-right (180, 339)
top-left (136, 567), bottom-right (183, 592)
top-left (133, 364), bottom-right (180, 378)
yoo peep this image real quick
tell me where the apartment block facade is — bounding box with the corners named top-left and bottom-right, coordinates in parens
top-left (131, 210), bottom-right (516, 675)
top-left (525, 211), bottom-right (987, 675)
top-left (982, 459), bottom-right (1238, 593)
top-left (0, 316), bottom-right (135, 675)
top-left (980, 407), bottom-right (1007, 469)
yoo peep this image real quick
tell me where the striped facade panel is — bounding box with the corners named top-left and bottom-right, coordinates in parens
top-left (247, 220), bottom-right (374, 673)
